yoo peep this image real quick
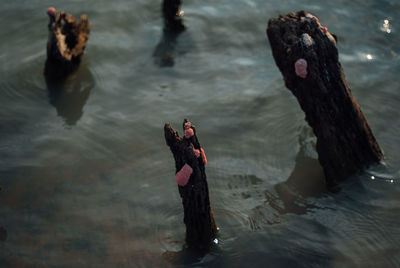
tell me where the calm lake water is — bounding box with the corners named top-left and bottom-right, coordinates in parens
top-left (1, 0), bottom-right (400, 267)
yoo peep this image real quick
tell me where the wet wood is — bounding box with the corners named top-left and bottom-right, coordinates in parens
top-left (162, 0), bottom-right (185, 33)
top-left (44, 8), bottom-right (91, 80)
top-left (164, 119), bottom-right (217, 249)
top-left (267, 10), bottom-right (383, 187)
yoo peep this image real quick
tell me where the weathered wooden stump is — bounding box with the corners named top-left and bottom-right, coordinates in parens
top-left (267, 11), bottom-right (383, 187)
top-left (162, 0), bottom-right (185, 33)
top-left (44, 7), bottom-right (91, 80)
top-left (164, 119), bottom-right (217, 249)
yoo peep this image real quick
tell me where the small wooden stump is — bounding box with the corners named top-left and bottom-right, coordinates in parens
top-left (162, 0), bottom-right (185, 33)
top-left (164, 119), bottom-right (217, 249)
top-left (44, 7), bottom-right (91, 80)
top-left (267, 11), bottom-right (383, 187)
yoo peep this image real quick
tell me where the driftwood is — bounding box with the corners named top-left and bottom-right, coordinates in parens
top-left (164, 120), bottom-right (217, 249)
top-left (267, 11), bottom-right (383, 187)
top-left (44, 7), bottom-right (91, 80)
top-left (162, 0), bottom-right (185, 33)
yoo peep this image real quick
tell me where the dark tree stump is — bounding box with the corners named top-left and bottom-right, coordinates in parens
top-left (164, 119), bottom-right (217, 249)
top-left (162, 0), bottom-right (185, 33)
top-left (267, 11), bottom-right (383, 187)
top-left (44, 7), bottom-right (91, 80)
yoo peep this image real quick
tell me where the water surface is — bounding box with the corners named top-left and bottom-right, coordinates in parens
top-left (1, 0), bottom-right (400, 267)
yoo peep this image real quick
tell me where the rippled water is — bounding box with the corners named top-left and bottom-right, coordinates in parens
top-left (1, 0), bottom-right (400, 267)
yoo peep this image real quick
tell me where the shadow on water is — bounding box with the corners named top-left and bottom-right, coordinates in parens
top-left (153, 31), bottom-right (183, 67)
top-left (0, 226), bottom-right (7, 242)
top-left (162, 244), bottom-right (220, 266)
top-left (265, 127), bottom-right (326, 216)
top-left (45, 66), bottom-right (94, 126)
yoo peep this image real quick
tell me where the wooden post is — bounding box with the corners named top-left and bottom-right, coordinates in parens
top-left (162, 0), bottom-right (185, 33)
top-left (267, 11), bottom-right (383, 187)
top-left (44, 7), bottom-right (91, 80)
top-left (164, 119), bottom-right (217, 249)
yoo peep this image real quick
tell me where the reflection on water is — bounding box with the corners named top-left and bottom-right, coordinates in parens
top-left (285, 127), bottom-right (326, 196)
top-left (46, 67), bottom-right (94, 125)
top-left (153, 31), bottom-right (183, 67)
top-left (250, 127), bottom-right (325, 225)
top-left (163, 244), bottom-right (220, 266)
top-left (268, 127), bottom-right (325, 215)
top-left (381, 19), bottom-right (392, 33)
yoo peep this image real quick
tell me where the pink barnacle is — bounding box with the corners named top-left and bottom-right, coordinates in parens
top-left (201, 148), bottom-right (207, 165)
top-left (193, 148), bottom-right (201, 157)
top-left (321, 26), bottom-right (328, 33)
top-left (184, 128), bottom-right (194, 139)
top-left (184, 122), bottom-right (191, 130)
top-left (295, 58), bottom-right (308, 79)
top-left (47, 7), bottom-right (56, 16)
top-left (175, 164), bottom-right (193, 186)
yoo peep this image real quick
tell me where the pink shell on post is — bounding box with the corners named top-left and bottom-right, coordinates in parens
top-left (184, 128), bottom-right (194, 139)
top-left (47, 7), bottom-right (56, 16)
top-left (184, 122), bottom-right (191, 130)
top-left (321, 26), bottom-right (328, 33)
top-left (295, 59), bottom-right (308, 79)
top-left (201, 148), bottom-right (207, 165)
top-left (175, 164), bottom-right (193, 186)
top-left (193, 148), bottom-right (201, 157)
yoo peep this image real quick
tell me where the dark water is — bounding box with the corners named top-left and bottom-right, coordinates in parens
top-left (1, 0), bottom-right (400, 267)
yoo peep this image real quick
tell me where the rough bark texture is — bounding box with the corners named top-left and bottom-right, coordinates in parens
top-left (44, 10), bottom-right (91, 80)
top-left (164, 120), bottom-right (217, 249)
top-left (267, 11), bottom-right (383, 186)
top-left (163, 0), bottom-right (185, 33)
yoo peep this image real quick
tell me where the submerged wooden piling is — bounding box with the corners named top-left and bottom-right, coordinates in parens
top-left (44, 7), bottom-right (91, 80)
top-left (164, 119), bottom-right (217, 249)
top-left (162, 0), bottom-right (185, 33)
top-left (267, 11), bottom-right (383, 187)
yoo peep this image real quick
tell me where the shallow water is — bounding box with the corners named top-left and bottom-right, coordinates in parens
top-left (1, 0), bottom-right (400, 267)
